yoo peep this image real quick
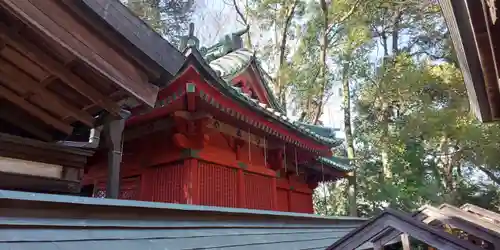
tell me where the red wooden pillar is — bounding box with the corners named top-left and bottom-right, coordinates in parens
top-left (185, 158), bottom-right (199, 204)
top-left (238, 169), bottom-right (246, 208)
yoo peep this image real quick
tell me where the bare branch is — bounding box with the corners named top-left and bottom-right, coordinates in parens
top-left (325, 0), bottom-right (363, 37)
top-left (232, 0), bottom-right (248, 25)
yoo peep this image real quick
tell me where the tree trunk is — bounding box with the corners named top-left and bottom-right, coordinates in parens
top-left (379, 8), bottom-right (402, 181)
top-left (275, 0), bottom-right (298, 112)
top-left (342, 58), bottom-right (357, 217)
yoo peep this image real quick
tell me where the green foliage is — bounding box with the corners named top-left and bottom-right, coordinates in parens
top-left (243, 0), bottom-right (500, 217)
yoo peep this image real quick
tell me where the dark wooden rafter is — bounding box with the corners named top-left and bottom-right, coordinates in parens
top-left (326, 209), bottom-right (482, 250)
top-left (3, 0), bottom-right (160, 106)
top-left (0, 23), bottom-right (121, 116)
top-left (0, 82), bottom-right (73, 134)
top-left (0, 101), bottom-right (53, 141)
top-left (0, 56), bottom-right (95, 126)
top-left (377, 205), bottom-right (500, 248)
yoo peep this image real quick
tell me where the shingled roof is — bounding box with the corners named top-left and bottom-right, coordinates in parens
top-left (327, 208), bottom-right (483, 250)
top-left (0, 190), bottom-right (366, 250)
top-left (209, 48), bottom-right (285, 112)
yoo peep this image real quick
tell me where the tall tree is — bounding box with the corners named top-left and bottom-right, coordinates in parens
top-left (125, 0), bottom-right (195, 47)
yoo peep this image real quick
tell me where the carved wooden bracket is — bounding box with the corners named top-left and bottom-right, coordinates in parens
top-left (172, 111), bottom-right (212, 150)
top-left (234, 138), bottom-right (245, 160)
top-left (267, 148), bottom-right (284, 171)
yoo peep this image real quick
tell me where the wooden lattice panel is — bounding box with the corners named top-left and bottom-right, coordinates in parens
top-left (244, 172), bottom-right (273, 210)
top-left (198, 161), bottom-right (238, 208)
top-left (141, 162), bottom-right (187, 204)
top-left (93, 176), bottom-right (140, 200)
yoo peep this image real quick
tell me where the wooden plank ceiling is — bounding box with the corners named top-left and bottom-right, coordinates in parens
top-left (0, 0), bottom-right (166, 141)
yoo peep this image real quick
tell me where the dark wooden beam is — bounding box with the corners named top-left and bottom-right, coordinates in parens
top-left (0, 101), bottom-right (52, 141)
top-left (124, 118), bottom-right (173, 142)
top-left (0, 171), bottom-right (80, 193)
top-left (103, 110), bottom-right (129, 199)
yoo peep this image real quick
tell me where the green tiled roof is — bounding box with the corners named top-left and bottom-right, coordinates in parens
top-left (182, 47), bottom-right (353, 171)
top-left (208, 48), bottom-right (284, 112)
top-left (318, 156), bottom-right (353, 172)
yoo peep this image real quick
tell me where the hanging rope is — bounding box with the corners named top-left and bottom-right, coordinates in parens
top-left (283, 144), bottom-right (287, 173)
top-left (248, 128), bottom-right (252, 164)
top-left (294, 147), bottom-right (298, 176)
top-left (321, 161), bottom-right (325, 182)
top-left (264, 137), bottom-right (267, 167)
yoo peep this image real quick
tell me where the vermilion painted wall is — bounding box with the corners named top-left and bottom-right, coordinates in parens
top-left (84, 127), bottom-right (315, 213)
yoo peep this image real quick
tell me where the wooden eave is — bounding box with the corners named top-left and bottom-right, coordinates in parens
top-left (376, 205), bottom-right (500, 248)
top-left (183, 50), bottom-right (335, 149)
top-left (0, 0), bottom-right (182, 141)
top-left (326, 208), bottom-right (482, 250)
top-left (127, 55), bottom-right (334, 154)
top-left (144, 70), bottom-right (330, 154)
top-left (62, 0), bottom-right (185, 85)
top-left (438, 203), bottom-right (500, 234)
top-left (461, 203), bottom-right (500, 226)
top-left (439, 0), bottom-right (500, 122)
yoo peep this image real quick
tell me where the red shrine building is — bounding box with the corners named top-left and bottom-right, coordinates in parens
top-left (83, 29), bottom-right (351, 214)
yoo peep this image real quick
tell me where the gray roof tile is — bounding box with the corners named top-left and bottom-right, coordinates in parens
top-left (0, 190), bottom-right (365, 250)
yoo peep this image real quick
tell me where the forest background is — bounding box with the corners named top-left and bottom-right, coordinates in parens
top-left (123, 0), bottom-right (500, 217)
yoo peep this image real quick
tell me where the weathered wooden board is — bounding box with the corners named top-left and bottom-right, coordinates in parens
top-left (0, 156), bottom-right (63, 178)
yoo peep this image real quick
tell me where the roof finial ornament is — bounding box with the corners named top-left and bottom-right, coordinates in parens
top-left (202, 25), bottom-right (251, 63)
top-left (179, 22), bottom-right (200, 51)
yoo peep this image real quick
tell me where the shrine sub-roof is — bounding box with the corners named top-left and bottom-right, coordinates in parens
top-left (184, 47), bottom-right (352, 172)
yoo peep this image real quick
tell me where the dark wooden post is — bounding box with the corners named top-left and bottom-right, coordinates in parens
top-left (103, 110), bottom-right (129, 199)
